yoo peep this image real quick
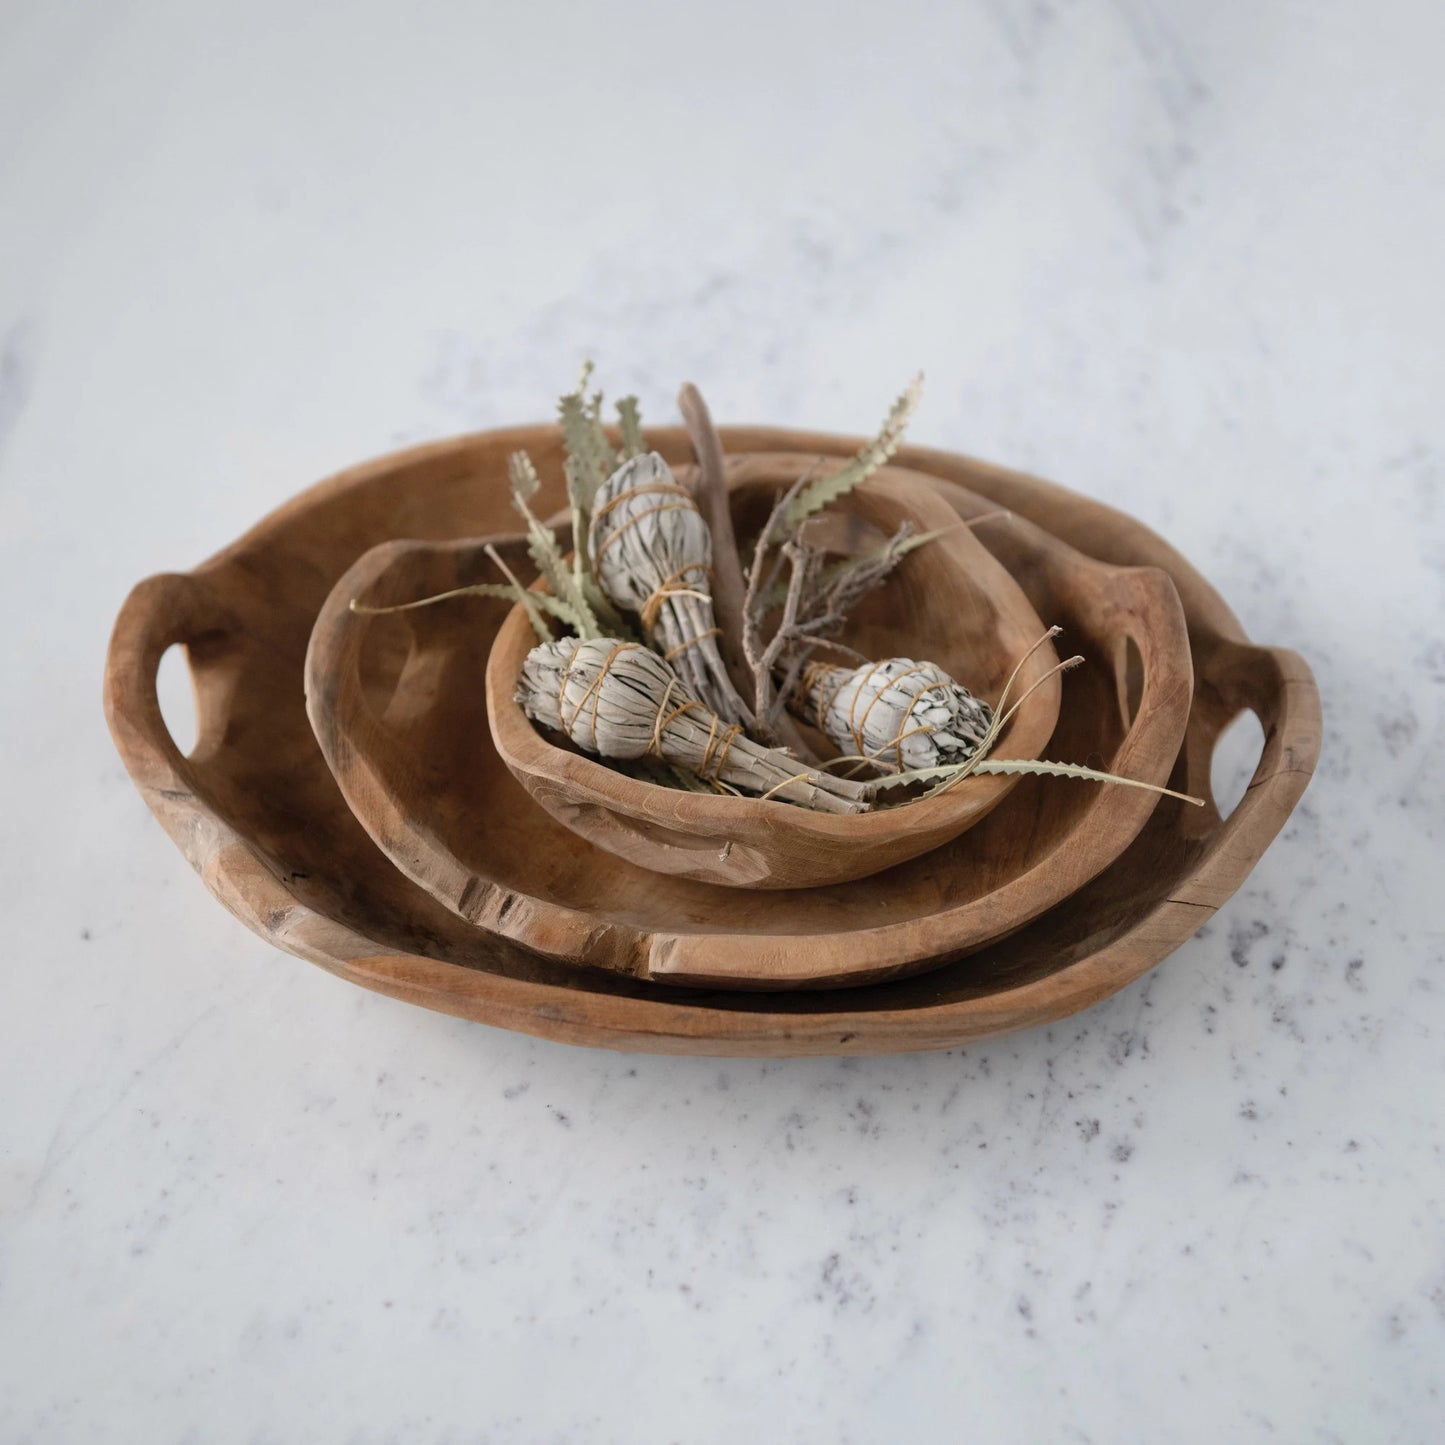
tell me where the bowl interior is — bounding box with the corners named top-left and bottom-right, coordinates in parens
top-left (481, 469), bottom-right (1061, 890)
top-left (305, 457), bottom-right (1189, 986)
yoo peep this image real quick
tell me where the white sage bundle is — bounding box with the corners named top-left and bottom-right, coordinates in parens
top-left (588, 452), bottom-right (753, 726)
top-left (518, 637), bottom-right (871, 814)
top-left (797, 657), bottom-right (994, 773)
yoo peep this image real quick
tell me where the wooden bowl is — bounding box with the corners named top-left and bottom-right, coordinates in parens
top-left (485, 472), bottom-right (1059, 890)
top-left (104, 427), bottom-right (1318, 1046)
top-left (303, 461), bottom-right (1189, 989)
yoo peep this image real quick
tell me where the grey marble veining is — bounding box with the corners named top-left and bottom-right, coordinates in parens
top-left (1, 1), bottom-right (1441, 1441)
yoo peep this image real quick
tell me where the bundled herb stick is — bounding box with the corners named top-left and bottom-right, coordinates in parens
top-left (797, 658), bottom-right (994, 773)
top-left (357, 362), bottom-right (1202, 817)
top-left (588, 453), bottom-right (754, 726)
top-left (517, 637), bottom-right (870, 814)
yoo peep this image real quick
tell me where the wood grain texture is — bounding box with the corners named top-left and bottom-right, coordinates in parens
top-left (104, 427), bottom-right (1319, 1048)
top-left (304, 462), bottom-right (1184, 988)
top-left (486, 470), bottom-right (1058, 891)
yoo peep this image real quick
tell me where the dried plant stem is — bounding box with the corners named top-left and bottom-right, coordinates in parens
top-left (677, 383), bottom-right (751, 698)
top-left (971, 759), bottom-right (1204, 804)
top-left (750, 540), bottom-right (810, 740)
top-left (741, 469), bottom-right (819, 744)
top-left (348, 540), bottom-right (561, 642)
top-left (874, 757), bottom-right (1204, 806)
top-left (483, 542), bottom-right (551, 641)
top-left (672, 386), bottom-right (839, 760)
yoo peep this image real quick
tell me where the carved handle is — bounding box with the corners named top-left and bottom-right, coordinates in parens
top-left (103, 571), bottom-right (237, 799)
top-left (1171, 639), bottom-right (1321, 907)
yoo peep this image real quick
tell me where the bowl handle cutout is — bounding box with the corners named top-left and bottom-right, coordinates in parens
top-left (103, 571), bottom-right (238, 786)
top-left (1210, 708), bottom-right (1267, 820)
top-left (1113, 633), bottom-right (1146, 731)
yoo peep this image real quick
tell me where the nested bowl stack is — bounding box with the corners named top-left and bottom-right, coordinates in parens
top-left (104, 425), bottom-right (1320, 1054)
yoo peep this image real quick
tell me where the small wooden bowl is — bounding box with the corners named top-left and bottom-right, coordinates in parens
top-left (486, 473), bottom-right (1059, 889)
top-left (104, 426), bottom-right (1318, 1047)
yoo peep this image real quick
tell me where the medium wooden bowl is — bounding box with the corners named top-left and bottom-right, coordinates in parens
top-left (485, 472), bottom-right (1059, 890)
top-left (104, 427), bottom-right (1319, 1047)
top-left (303, 462), bottom-right (1189, 989)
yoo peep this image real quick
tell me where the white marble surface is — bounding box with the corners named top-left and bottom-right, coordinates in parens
top-left (2, 1), bottom-right (1442, 1440)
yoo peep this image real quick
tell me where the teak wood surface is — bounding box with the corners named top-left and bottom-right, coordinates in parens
top-left (105, 427), bottom-right (1319, 1050)
top-left (305, 463), bottom-right (1187, 988)
top-left (484, 469), bottom-right (1060, 891)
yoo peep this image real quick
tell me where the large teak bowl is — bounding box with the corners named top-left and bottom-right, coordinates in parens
top-left (484, 471), bottom-right (1060, 890)
top-left (105, 427), bottom-right (1319, 1046)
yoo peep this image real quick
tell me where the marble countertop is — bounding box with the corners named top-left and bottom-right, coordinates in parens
top-left (2, 1), bottom-right (1441, 1440)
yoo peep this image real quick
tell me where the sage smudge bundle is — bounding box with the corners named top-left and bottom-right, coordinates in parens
top-left (517, 636), bottom-right (870, 814)
top-left (797, 657), bottom-right (994, 773)
top-left (354, 362), bottom-right (1203, 816)
top-left (589, 452), bottom-right (754, 726)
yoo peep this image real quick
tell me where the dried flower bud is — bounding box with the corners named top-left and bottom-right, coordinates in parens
top-left (588, 452), bottom-right (753, 725)
top-left (798, 658), bottom-right (994, 773)
top-left (518, 636), bottom-right (870, 814)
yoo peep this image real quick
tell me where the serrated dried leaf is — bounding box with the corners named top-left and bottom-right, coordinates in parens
top-left (559, 392), bottom-right (615, 516)
top-left (781, 374), bottom-right (922, 531)
top-left (872, 755), bottom-right (1203, 806)
top-left (616, 395), bottom-right (645, 459)
top-left (508, 449), bottom-right (541, 500)
top-left (765, 524), bottom-right (951, 610)
top-left (509, 453), bottom-right (600, 638)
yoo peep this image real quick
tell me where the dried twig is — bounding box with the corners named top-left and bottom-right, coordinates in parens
top-left (616, 397), bottom-right (646, 459)
top-left (740, 469), bottom-right (817, 739)
top-left (677, 383), bottom-right (752, 700)
top-left (735, 377), bottom-right (929, 731)
top-left (741, 463), bottom-right (940, 737)
top-left (751, 540), bottom-right (815, 739)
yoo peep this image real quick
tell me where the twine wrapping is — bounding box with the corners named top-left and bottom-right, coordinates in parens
top-left (798, 657), bottom-right (994, 773)
top-left (518, 637), bottom-right (871, 814)
top-left (588, 452), bottom-right (753, 726)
